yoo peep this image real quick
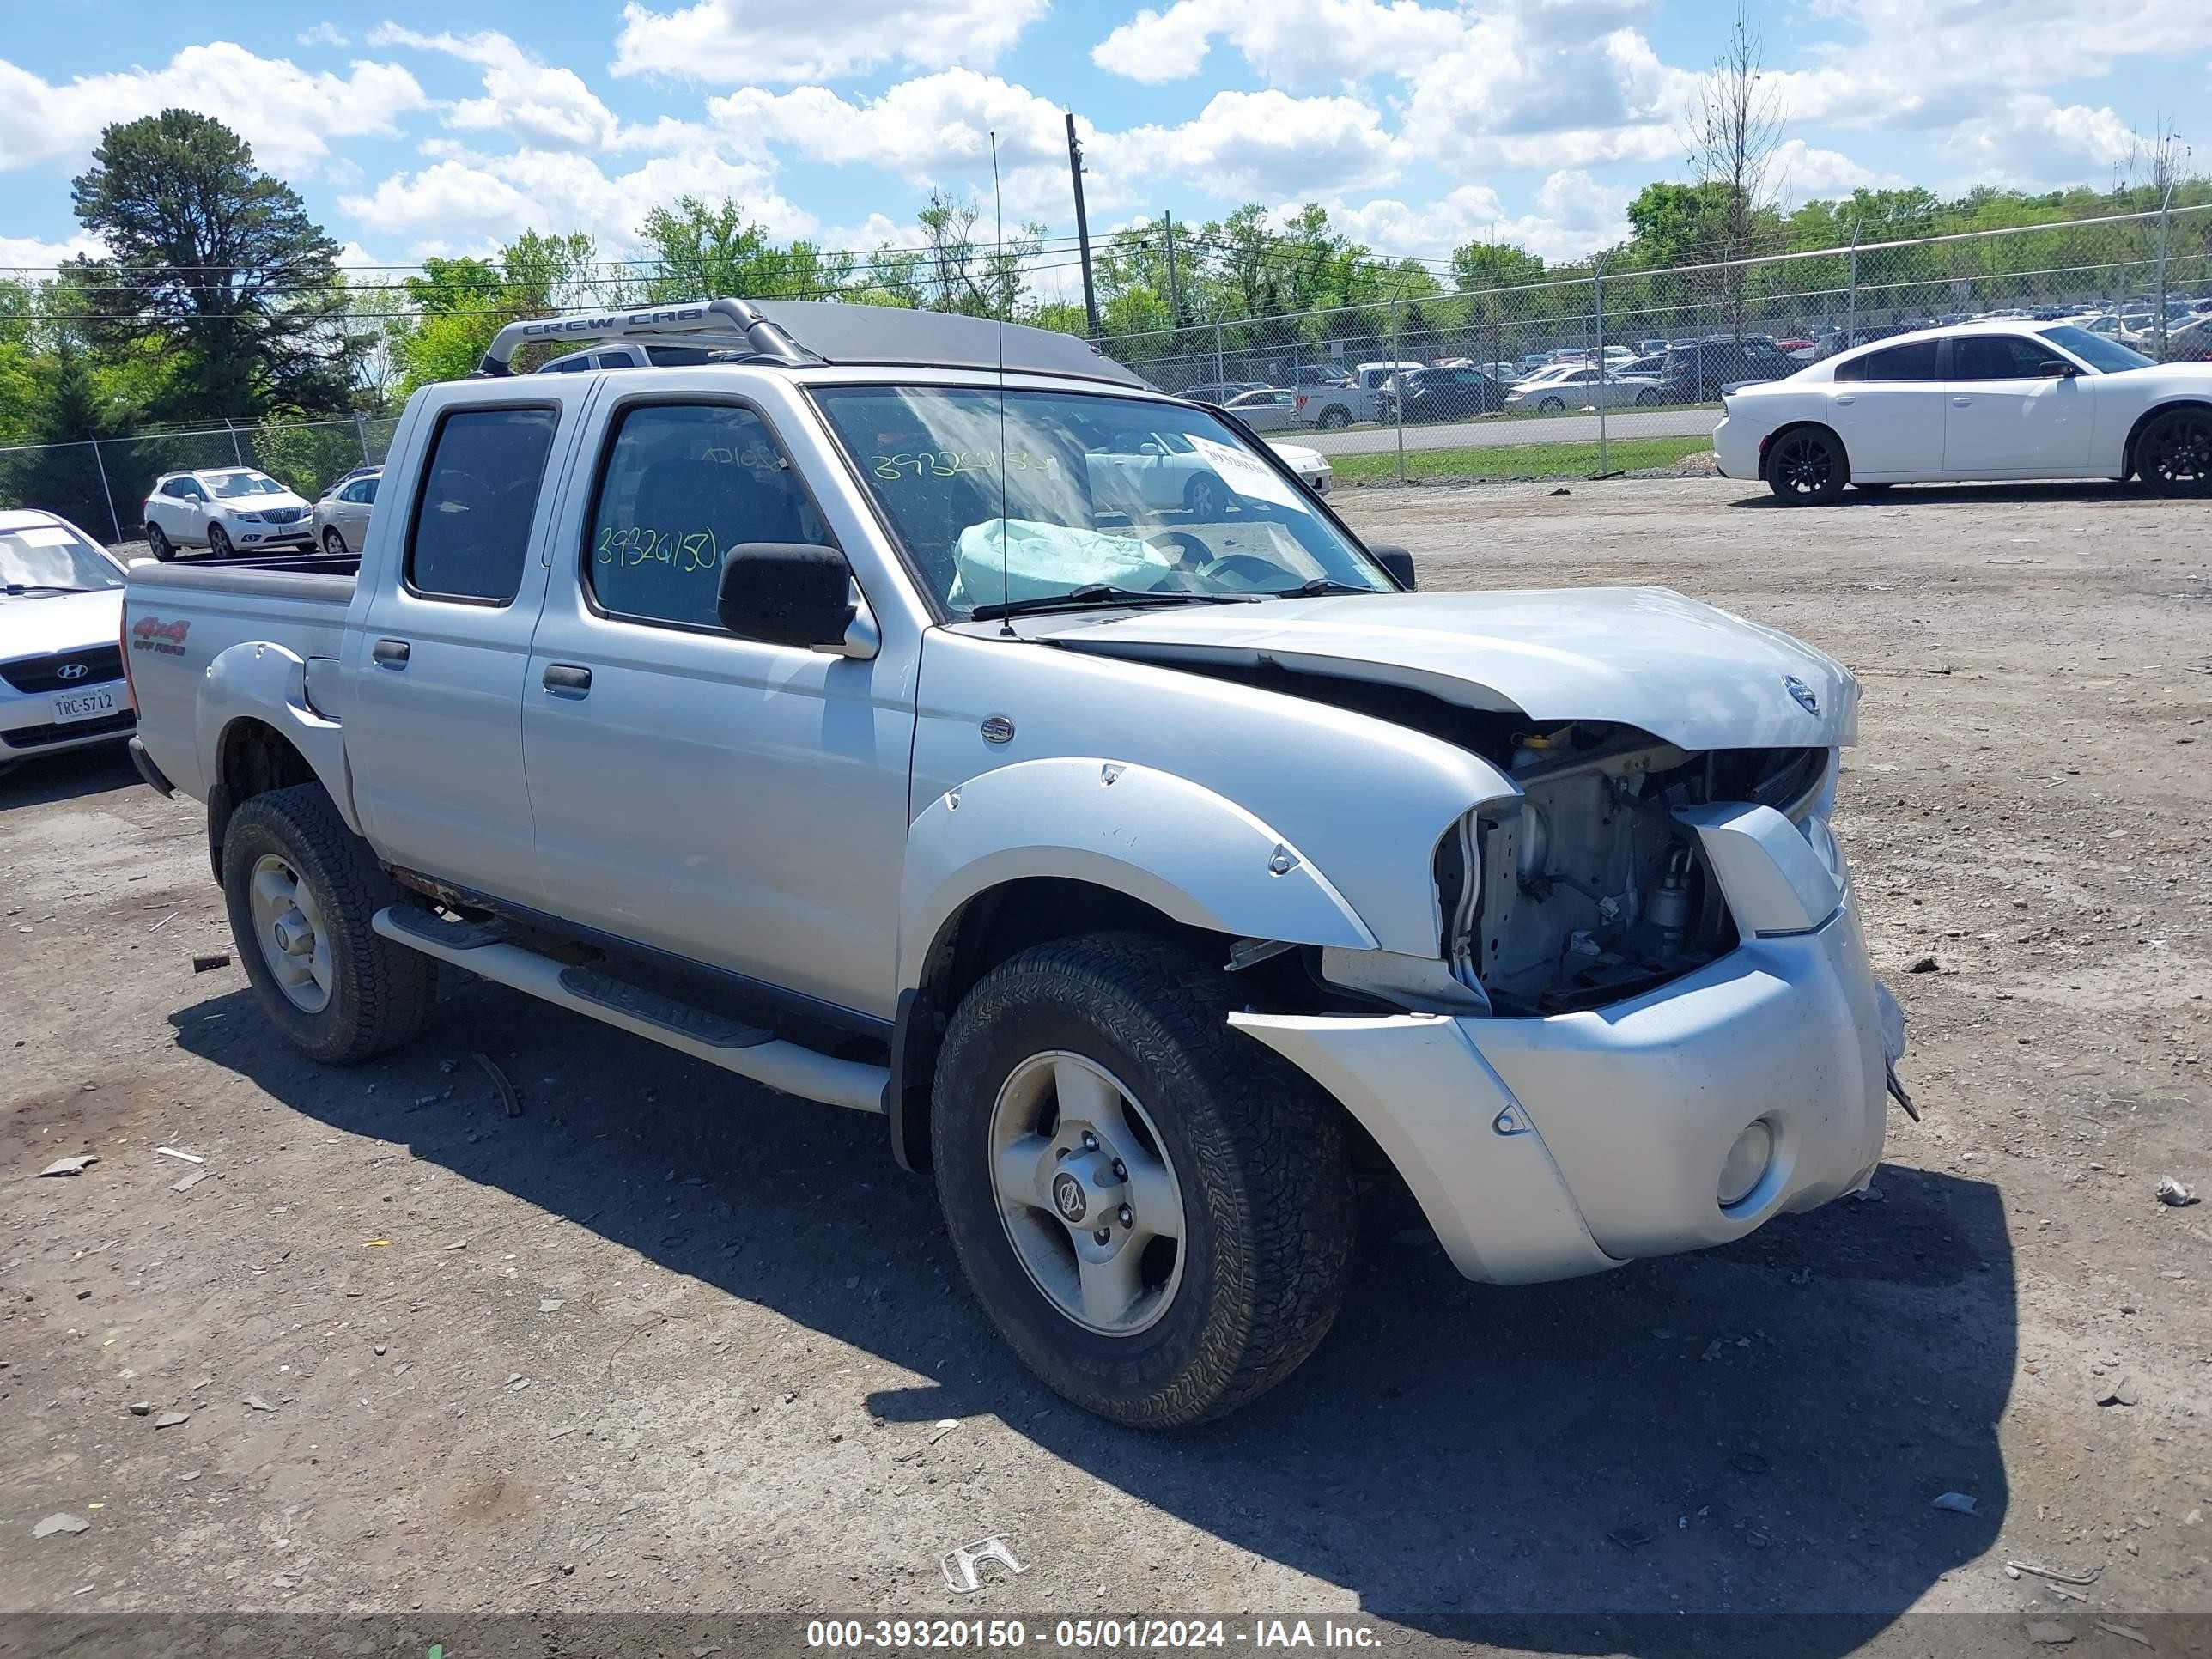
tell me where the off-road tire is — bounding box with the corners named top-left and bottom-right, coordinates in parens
top-left (146, 524), bottom-right (173, 562)
top-left (221, 783), bottom-right (439, 1065)
top-left (932, 933), bottom-right (1356, 1428)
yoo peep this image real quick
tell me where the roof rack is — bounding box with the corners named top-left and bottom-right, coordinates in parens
top-left (473, 297), bottom-right (1147, 387)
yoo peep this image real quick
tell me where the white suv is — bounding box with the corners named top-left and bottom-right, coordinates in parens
top-left (141, 468), bottom-right (315, 561)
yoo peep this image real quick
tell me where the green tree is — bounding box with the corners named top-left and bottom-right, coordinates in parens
top-left (69, 110), bottom-right (360, 422)
top-left (15, 338), bottom-right (119, 538)
top-left (637, 197), bottom-right (854, 302)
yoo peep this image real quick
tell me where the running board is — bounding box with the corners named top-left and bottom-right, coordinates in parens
top-left (370, 906), bottom-right (887, 1115)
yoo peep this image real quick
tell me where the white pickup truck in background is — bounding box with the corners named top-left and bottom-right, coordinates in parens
top-left (122, 298), bottom-right (1910, 1427)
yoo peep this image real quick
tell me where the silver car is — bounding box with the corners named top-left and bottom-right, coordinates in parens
top-left (1504, 362), bottom-right (1663, 412)
top-left (1223, 388), bottom-right (1301, 433)
top-left (313, 467), bottom-right (381, 555)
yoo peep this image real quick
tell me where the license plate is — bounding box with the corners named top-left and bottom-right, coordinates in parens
top-left (51, 687), bottom-right (118, 723)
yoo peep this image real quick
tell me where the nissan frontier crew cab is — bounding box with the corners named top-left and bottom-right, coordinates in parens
top-left (122, 298), bottom-right (1911, 1428)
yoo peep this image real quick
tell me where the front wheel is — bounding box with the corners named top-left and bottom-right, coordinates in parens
top-left (932, 934), bottom-right (1356, 1428)
top-left (2136, 407), bottom-right (2212, 496)
top-left (322, 526), bottom-right (348, 556)
top-left (207, 523), bottom-right (234, 559)
top-left (222, 783), bottom-right (440, 1065)
top-left (1765, 426), bottom-right (1849, 504)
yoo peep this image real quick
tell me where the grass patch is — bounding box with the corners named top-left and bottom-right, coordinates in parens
top-left (1332, 433), bottom-right (1713, 484)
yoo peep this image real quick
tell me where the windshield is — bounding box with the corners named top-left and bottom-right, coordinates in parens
top-left (0, 524), bottom-right (124, 592)
top-left (814, 386), bottom-right (1392, 617)
top-left (207, 471), bottom-right (286, 499)
top-left (2036, 325), bottom-right (2155, 374)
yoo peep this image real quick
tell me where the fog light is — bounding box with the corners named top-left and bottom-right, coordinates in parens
top-left (1718, 1119), bottom-right (1775, 1209)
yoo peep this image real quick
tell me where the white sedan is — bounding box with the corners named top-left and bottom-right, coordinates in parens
top-left (0, 509), bottom-right (135, 775)
top-left (1714, 320), bottom-right (2212, 502)
top-left (1505, 362), bottom-right (1663, 412)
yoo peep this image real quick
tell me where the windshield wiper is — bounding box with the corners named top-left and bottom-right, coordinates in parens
top-left (2, 583), bottom-right (94, 596)
top-left (969, 584), bottom-right (1258, 622)
top-left (1262, 576), bottom-right (1380, 599)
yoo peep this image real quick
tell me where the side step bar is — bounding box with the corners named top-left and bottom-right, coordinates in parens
top-left (371, 906), bottom-right (888, 1115)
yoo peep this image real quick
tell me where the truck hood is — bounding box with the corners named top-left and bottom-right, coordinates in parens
top-left (0, 586), bottom-right (125, 659)
top-left (1047, 586), bottom-right (1859, 751)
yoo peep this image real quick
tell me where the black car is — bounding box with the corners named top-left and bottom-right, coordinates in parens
top-left (1658, 338), bottom-right (1805, 402)
top-left (1388, 365), bottom-right (1511, 422)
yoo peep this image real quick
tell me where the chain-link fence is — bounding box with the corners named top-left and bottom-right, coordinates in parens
top-left (0, 414), bottom-right (402, 549)
top-left (1104, 204), bottom-right (2212, 483)
top-left (4, 204), bottom-right (2209, 538)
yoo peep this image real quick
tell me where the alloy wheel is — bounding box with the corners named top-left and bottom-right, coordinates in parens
top-left (988, 1050), bottom-right (1187, 1336)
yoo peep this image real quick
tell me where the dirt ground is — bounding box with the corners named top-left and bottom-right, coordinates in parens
top-left (4, 477), bottom-right (2209, 1647)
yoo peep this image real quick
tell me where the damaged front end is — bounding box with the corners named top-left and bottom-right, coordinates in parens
top-left (1432, 724), bottom-right (1833, 1016)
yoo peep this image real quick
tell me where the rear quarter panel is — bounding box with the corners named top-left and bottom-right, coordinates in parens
top-left (123, 563), bottom-right (352, 803)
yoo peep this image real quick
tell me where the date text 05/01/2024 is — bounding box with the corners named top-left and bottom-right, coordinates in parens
top-left (803, 1618), bottom-right (1382, 1650)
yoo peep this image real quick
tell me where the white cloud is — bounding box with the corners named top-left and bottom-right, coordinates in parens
top-left (0, 231), bottom-right (106, 272)
top-left (0, 44), bottom-right (428, 176)
top-left (369, 27), bottom-right (623, 152)
top-left (337, 146), bottom-right (812, 255)
top-left (710, 73), bottom-right (1399, 216)
top-left (1327, 171), bottom-right (1632, 264)
top-left (1767, 139), bottom-right (1905, 204)
top-left (613, 0), bottom-right (1047, 84)
top-left (296, 22), bottom-right (349, 47)
top-left (1938, 96), bottom-right (2137, 191)
top-left (1093, 0), bottom-right (1468, 88)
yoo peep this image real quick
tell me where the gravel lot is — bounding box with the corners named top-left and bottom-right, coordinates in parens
top-left (4, 477), bottom-right (2209, 1644)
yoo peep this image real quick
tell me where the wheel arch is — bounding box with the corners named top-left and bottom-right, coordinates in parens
top-left (1757, 419), bottom-right (1850, 483)
top-left (198, 641), bottom-right (359, 880)
top-left (2122, 398), bottom-right (2212, 480)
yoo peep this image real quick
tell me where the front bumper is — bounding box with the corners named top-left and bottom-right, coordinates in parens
top-left (1, 681), bottom-right (137, 761)
top-left (228, 523), bottom-right (313, 548)
top-left (1236, 833), bottom-right (1902, 1285)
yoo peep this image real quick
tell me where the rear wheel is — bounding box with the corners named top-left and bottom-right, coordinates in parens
top-left (145, 524), bottom-right (173, 562)
top-left (2136, 407), bottom-right (2212, 496)
top-left (1316, 406), bottom-right (1352, 430)
top-left (1765, 426), bottom-right (1849, 505)
top-left (207, 523), bottom-right (234, 559)
top-left (1634, 386), bottom-right (1660, 406)
top-left (322, 526), bottom-right (348, 556)
top-left (932, 933), bottom-right (1356, 1428)
top-left (221, 783), bottom-right (439, 1065)
top-left (1183, 473), bottom-right (1227, 520)
top-left (1538, 396), bottom-right (1565, 413)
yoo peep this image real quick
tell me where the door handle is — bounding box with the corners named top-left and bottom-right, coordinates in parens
top-left (1833, 395), bottom-right (1855, 405)
top-left (1952, 397), bottom-right (1972, 406)
top-left (371, 638), bottom-right (410, 667)
top-left (542, 663), bottom-right (592, 696)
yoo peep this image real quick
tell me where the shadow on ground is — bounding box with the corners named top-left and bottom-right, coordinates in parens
top-left (173, 974), bottom-right (2014, 1652)
top-left (1726, 480), bottom-right (2145, 510)
top-left (0, 742), bottom-right (140, 811)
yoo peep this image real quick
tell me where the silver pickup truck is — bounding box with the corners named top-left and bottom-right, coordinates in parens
top-left (123, 298), bottom-right (1909, 1428)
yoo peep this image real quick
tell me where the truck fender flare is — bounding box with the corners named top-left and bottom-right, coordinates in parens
top-left (197, 640), bottom-right (363, 836)
top-left (897, 757), bottom-right (1376, 994)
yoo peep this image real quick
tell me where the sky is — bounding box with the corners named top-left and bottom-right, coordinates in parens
top-left (1, 0), bottom-right (2205, 301)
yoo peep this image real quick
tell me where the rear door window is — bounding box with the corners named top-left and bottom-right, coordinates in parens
top-left (1855, 340), bottom-right (1941, 381)
top-left (404, 406), bottom-right (559, 605)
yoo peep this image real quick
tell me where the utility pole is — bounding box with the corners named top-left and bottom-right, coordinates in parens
top-left (1163, 209), bottom-right (1184, 326)
top-left (1066, 113), bottom-right (1099, 340)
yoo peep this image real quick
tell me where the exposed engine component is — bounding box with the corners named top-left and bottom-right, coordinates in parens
top-left (1438, 723), bottom-right (1829, 1016)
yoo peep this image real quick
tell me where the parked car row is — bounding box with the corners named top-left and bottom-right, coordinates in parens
top-left (138, 465), bottom-right (381, 562)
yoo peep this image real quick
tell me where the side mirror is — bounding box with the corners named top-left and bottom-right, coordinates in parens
top-left (717, 543), bottom-right (868, 656)
top-left (1370, 544), bottom-right (1417, 592)
top-left (2039, 360), bottom-right (2078, 379)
